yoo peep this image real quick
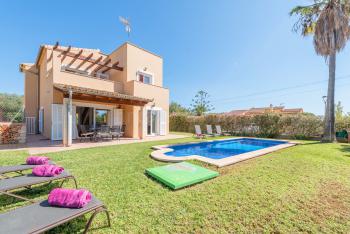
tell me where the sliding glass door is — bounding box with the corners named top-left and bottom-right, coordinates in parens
top-left (147, 109), bottom-right (160, 135)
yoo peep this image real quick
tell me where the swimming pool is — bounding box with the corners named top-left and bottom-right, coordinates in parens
top-left (165, 138), bottom-right (288, 159)
top-left (151, 138), bottom-right (296, 167)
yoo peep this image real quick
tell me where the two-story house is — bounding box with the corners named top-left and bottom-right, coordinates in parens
top-left (20, 42), bottom-right (169, 145)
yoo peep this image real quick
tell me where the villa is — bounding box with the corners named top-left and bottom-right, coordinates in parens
top-left (228, 105), bottom-right (303, 116)
top-left (20, 42), bottom-right (169, 145)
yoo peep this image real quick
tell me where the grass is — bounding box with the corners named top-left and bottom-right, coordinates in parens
top-left (1, 137), bottom-right (350, 233)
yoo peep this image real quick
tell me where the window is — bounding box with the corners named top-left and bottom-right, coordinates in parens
top-left (137, 71), bottom-right (153, 85)
top-left (95, 109), bottom-right (109, 127)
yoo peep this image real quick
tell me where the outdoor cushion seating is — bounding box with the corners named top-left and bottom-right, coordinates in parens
top-left (0, 160), bottom-right (55, 178)
top-left (0, 195), bottom-right (110, 234)
top-left (206, 125), bottom-right (219, 137)
top-left (0, 170), bottom-right (77, 202)
top-left (215, 125), bottom-right (231, 136)
top-left (194, 125), bottom-right (207, 139)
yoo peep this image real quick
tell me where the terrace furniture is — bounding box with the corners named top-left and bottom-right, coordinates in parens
top-left (194, 125), bottom-right (207, 139)
top-left (78, 125), bottom-right (95, 142)
top-left (206, 125), bottom-right (219, 137)
top-left (0, 195), bottom-right (111, 234)
top-left (95, 125), bottom-right (111, 141)
top-left (110, 125), bottom-right (122, 140)
top-left (215, 125), bottom-right (231, 136)
top-left (121, 124), bottom-right (126, 137)
top-left (0, 161), bottom-right (55, 179)
top-left (0, 170), bottom-right (77, 202)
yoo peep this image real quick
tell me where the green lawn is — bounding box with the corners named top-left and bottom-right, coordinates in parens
top-left (1, 137), bottom-right (350, 233)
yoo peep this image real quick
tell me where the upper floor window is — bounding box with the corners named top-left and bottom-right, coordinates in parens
top-left (137, 71), bottom-right (153, 85)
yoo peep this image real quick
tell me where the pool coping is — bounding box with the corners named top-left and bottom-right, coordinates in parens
top-left (150, 137), bottom-right (298, 167)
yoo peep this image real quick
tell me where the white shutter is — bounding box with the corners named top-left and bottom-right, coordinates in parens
top-left (143, 108), bottom-right (148, 137)
top-left (72, 105), bottom-right (78, 139)
top-left (51, 104), bottom-right (63, 140)
top-left (38, 108), bottom-right (44, 133)
top-left (160, 110), bottom-right (166, 136)
top-left (113, 109), bottom-right (123, 126)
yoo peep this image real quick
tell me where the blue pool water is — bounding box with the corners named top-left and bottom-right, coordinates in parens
top-left (165, 138), bottom-right (287, 159)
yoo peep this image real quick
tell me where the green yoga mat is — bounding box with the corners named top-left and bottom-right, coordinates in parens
top-left (146, 162), bottom-right (219, 190)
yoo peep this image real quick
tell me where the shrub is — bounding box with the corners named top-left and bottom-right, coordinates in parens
top-left (170, 113), bottom-right (324, 139)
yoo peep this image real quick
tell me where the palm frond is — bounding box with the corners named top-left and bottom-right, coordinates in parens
top-left (314, 0), bottom-right (350, 57)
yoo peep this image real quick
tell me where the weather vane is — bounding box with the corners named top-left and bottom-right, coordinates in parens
top-left (119, 16), bottom-right (131, 40)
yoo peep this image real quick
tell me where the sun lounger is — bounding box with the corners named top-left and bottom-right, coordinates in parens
top-left (206, 125), bottom-right (219, 137)
top-left (0, 195), bottom-right (110, 234)
top-left (0, 170), bottom-right (77, 202)
top-left (0, 161), bottom-right (55, 178)
top-left (194, 125), bottom-right (206, 139)
top-left (215, 125), bottom-right (231, 136)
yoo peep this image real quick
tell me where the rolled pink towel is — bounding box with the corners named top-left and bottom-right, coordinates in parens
top-left (48, 188), bottom-right (92, 208)
top-left (26, 156), bottom-right (50, 165)
top-left (32, 165), bottom-right (64, 177)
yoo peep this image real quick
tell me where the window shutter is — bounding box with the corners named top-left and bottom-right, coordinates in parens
top-left (160, 110), bottom-right (166, 136)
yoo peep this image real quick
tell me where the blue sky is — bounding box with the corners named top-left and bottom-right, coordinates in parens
top-left (0, 0), bottom-right (349, 115)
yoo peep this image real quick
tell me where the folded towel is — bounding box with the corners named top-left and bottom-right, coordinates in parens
top-left (26, 156), bottom-right (50, 165)
top-left (48, 188), bottom-right (92, 208)
top-left (32, 165), bottom-right (64, 177)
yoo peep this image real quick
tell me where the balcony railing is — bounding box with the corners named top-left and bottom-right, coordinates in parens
top-left (61, 65), bottom-right (110, 80)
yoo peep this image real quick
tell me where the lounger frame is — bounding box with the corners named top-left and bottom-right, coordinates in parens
top-left (0, 172), bottom-right (78, 202)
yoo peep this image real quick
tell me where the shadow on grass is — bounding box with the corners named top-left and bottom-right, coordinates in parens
top-left (339, 144), bottom-right (350, 157)
top-left (0, 182), bottom-right (60, 206)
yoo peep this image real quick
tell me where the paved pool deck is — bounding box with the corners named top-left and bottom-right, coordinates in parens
top-left (0, 134), bottom-right (188, 155)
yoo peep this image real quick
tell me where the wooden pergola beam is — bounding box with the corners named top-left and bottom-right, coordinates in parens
top-left (76, 53), bottom-right (93, 69)
top-left (100, 62), bottom-right (119, 73)
top-left (92, 58), bottom-right (111, 73)
top-left (84, 56), bottom-right (103, 71)
top-left (53, 47), bottom-right (123, 72)
top-left (68, 49), bottom-right (83, 67)
top-left (64, 93), bottom-right (147, 106)
top-left (61, 46), bottom-right (71, 62)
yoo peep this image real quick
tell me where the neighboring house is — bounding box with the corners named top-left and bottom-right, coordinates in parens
top-left (20, 42), bottom-right (169, 144)
top-left (228, 105), bottom-right (303, 116)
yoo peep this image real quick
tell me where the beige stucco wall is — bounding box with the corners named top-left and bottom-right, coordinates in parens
top-left (38, 49), bottom-right (54, 139)
top-left (24, 66), bottom-right (39, 121)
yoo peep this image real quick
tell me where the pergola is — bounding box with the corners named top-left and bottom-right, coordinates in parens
top-left (53, 42), bottom-right (123, 75)
top-left (53, 83), bottom-right (153, 147)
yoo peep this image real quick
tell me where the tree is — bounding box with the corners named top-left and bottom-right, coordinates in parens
top-left (290, 0), bottom-right (350, 142)
top-left (190, 90), bottom-right (214, 116)
top-left (335, 101), bottom-right (344, 121)
top-left (0, 93), bottom-right (24, 123)
top-left (169, 102), bottom-right (190, 115)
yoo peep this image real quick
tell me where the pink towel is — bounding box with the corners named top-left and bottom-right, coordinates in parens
top-left (26, 156), bottom-right (50, 165)
top-left (48, 188), bottom-right (92, 208)
top-left (32, 165), bottom-right (64, 177)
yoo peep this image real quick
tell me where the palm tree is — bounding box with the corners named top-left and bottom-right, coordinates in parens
top-left (290, 0), bottom-right (350, 142)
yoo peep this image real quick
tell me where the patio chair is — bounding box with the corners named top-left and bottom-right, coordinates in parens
top-left (121, 124), bottom-right (126, 137)
top-left (215, 125), bottom-right (231, 136)
top-left (194, 125), bottom-right (206, 139)
top-left (0, 160), bottom-right (55, 179)
top-left (110, 125), bottom-right (121, 140)
top-left (206, 125), bottom-right (219, 137)
top-left (78, 125), bottom-right (95, 142)
top-left (0, 195), bottom-right (111, 234)
top-left (0, 170), bottom-right (78, 202)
